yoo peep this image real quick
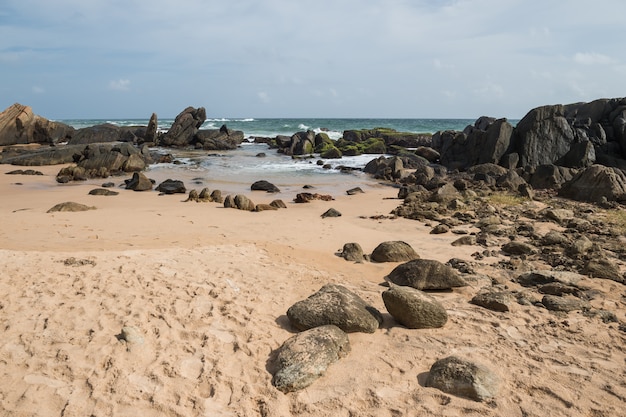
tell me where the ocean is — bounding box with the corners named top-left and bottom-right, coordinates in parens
top-left (57, 118), bottom-right (500, 196)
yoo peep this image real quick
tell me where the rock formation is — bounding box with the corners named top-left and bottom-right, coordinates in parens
top-left (0, 103), bottom-right (74, 145)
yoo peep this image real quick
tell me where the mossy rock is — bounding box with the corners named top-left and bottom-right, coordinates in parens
top-left (321, 146), bottom-right (343, 159)
top-left (340, 145), bottom-right (362, 156)
top-left (363, 138), bottom-right (386, 154)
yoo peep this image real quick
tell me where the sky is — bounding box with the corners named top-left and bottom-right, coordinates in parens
top-left (1, 0), bottom-right (625, 119)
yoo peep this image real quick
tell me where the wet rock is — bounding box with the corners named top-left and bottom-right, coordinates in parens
top-left (271, 325), bottom-right (350, 393)
top-left (426, 356), bottom-right (499, 402)
top-left (386, 259), bottom-right (467, 290)
top-left (286, 284), bottom-right (383, 333)
top-left (382, 284), bottom-right (448, 329)
top-left (125, 172), bottom-right (153, 191)
top-left (370, 241), bottom-right (419, 263)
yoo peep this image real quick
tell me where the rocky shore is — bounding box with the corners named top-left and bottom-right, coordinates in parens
top-left (1, 99), bottom-right (625, 416)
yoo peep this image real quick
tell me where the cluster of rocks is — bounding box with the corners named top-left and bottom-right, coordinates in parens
top-left (270, 244), bottom-right (501, 401)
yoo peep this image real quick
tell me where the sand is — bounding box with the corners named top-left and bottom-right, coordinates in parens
top-left (0, 165), bottom-right (625, 416)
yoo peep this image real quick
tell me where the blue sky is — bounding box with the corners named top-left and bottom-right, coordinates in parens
top-left (1, 0), bottom-right (625, 119)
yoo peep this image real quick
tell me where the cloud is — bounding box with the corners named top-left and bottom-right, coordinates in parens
top-left (108, 79), bottom-right (130, 91)
top-left (573, 52), bottom-right (614, 66)
top-left (257, 91), bottom-right (270, 103)
top-left (31, 85), bottom-right (44, 94)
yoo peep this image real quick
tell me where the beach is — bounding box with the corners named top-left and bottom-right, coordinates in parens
top-left (1, 164), bottom-right (625, 416)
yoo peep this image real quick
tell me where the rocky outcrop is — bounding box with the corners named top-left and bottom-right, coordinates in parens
top-left (0, 103), bottom-right (74, 145)
top-left (286, 284), bottom-right (383, 333)
top-left (343, 128), bottom-right (432, 148)
top-left (558, 164), bottom-right (626, 203)
top-left (194, 125), bottom-right (244, 150)
top-left (158, 106), bottom-right (207, 147)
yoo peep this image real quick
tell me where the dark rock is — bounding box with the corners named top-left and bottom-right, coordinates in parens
top-left (370, 241), bottom-right (419, 263)
top-left (529, 164), bottom-right (578, 190)
top-left (321, 208), bottom-right (342, 218)
top-left (102, 182), bottom-right (115, 188)
top-left (501, 241), bottom-right (536, 256)
top-left (517, 270), bottom-right (584, 287)
top-left (233, 194), bottom-right (255, 211)
top-left (3, 144), bottom-right (85, 166)
top-left (382, 284), bottom-right (448, 329)
top-left (430, 224), bottom-right (450, 234)
top-left (159, 106), bottom-right (206, 147)
top-left (425, 356), bottom-right (499, 402)
top-left (125, 172), bottom-right (153, 191)
top-left (338, 243), bottom-right (365, 262)
top-left (251, 180), bottom-right (280, 193)
top-left (143, 113), bottom-right (158, 143)
top-left (47, 202), bottom-right (96, 213)
top-left (559, 164), bottom-right (626, 203)
top-left (470, 290), bottom-right (515, 312)
top-left (68, 123), bottom-right (122, 145)
top-left (270, 325), bottom-right (350, 393)
top-left (254, 204), bottom-right (278, 212)
top-left (155, 179), bottom-right (186, 194)
top-left (541, 295), bottom-right (590, 312)
top-left (386, 259), bottom-right (467, 290)
top-left (270, 199), bottom-right (287, 209)
top-left (582, 258), bottom-right (624, 283)
top-left (194, 127), bottom-right (244, 150)
top-left (210, 189), bottom-right (223, 203)
top-left (293, 192), bottom-right (334, 203)
top-left (346, 187), bottom-right (364, 195)
top-left (88, 188), bottom-right (119, 196)
top-left (286, 284), bottom-right (383, 333)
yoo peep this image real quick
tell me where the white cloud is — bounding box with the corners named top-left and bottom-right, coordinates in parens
top-left (108, 79), bottom-right (130, 91)
top-left (257, 91), bottom-right (270, 103)
top-left (573, 52), bottom-right (614, 66)
top-left (32, 86), bottom-right (45, 94)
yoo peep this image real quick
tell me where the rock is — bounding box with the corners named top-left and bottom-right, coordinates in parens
top-left (155, 179), bottom-right (186, 194)
top-left (223, 195), bottom-right (236, 208)
top-left (540, 230), bottom-right (569, 246)
top-left (198, 188), bottom-right (212, 201)
top-left (346, 187), bottom-right (364, 195)
top-left (122, 153), bottom-right (146, 172)
top-left (382, 284), bottom-right (448, 329)
top-left (251, 180), bottom-right (280, 193)
top-left (5, 169), bottom-right (43, 175)
top-left (430, 224), bottom-right (450, 234)
top-left (185, 189), bottom-right (200, 202)
top-left (517, 270), bottom-right (584, 287)
top-left (338, 243), bottom-right (365, 262)
top-left (47, 202), bottom-right (96, 213)
top-left (144, 113), bottom-right (158, 143)
top-left (0, 103), bottom-right (74, 145)
top-left (159, 106), bottom-right (206, 147)
top-left (501, 241), bottom-right (536, 256)
top-left (386, 259), bottom-right (467, 290)
top-left (425, 356), bottom-right (499, 402)
top-left (270, 325), bottom-right (350, 393)
top-left (3, 145), bottom-right (85, 166)
top-left (370, 241), bottom-right (419, 263)
top-left (233, 194), bottom-right (255, 211)
top-left (210, 189), bottom-right (223, 203)
top-left (293, 193), bottom-right (334, 203)
top-left (321, 208), bottom-right (342, 218)
top-left (470, 290), bottom-right (515, 312)
top-left (194, 125), bottom-right (244, 150)
top-left (541, 295), bottom-right (590, 312)
top-left (542, 208), bottom-right (574, 225)
top-left (451, 235), bottom-right (476, 246)
top-left (529, 164), bottom-right (578, 190)
top-left (254, 204), bottom-right (278, 212)
top-left (582, 258), bottom-right (624, 283)
top-left (286, 284), bottom-right (383, 333)
top-left (415, 146), bottom-right (440, 162)
top-left (125, 172), bottom-right (153, 191)
top-left (68, 123), bottom-right (122, 145)
top-left (88, 188), bottom-right (119, 196)
top-left (559, 164), bottom-right (626, 203)
top-left (270, 199), bottom-right (287, 209)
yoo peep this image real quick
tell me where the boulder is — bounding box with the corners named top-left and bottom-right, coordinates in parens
top-left (582, 258), bottom-right (624, 283)
top-left (159, 106), bottom-right (206, 147)
top-left (529, 164), bottom-right (578, 189)
top-left (501, 241), bottom-right (536, 256)
top-left (558, 164), bottom-right (626, 203)
top-left (370, 241), bottom-right (419, 263)
top-left (68, 123), bottom-right (122, 145)
top-left (254, 203), bottom-right (278, 212)
top-left (425, 356), bottom-right (499, 402)
top-left (541, 295), bottom-right (590, 312)
top-left (125, 172), bottom-right (153, 191)
top-left (382, 284), bottom-right (448, 329)
top-left (144, 113), bottom-right (158, 143)
top-left (251, 180), bottom-right (280, 193)
top-left (386, 259), bottom-right (467, 290)
top-left (270, 199), bottom-right (287, 209)
top-left (194, 126), bottom-right (244, 150)
top-left (270, 325), bottom-right (350, 393)
top-left (155, 179), bottom-right (186, 194)
top-left (234, 194), bottom-right (255, 211)
top-left (0, 103), bottom-right (74, 145)
top-left (286, 284), bottom-right (383, 333)
top-left (470, 290), bottom-right (515, 312)
top-left (338, 243), bottom-right (365, 262)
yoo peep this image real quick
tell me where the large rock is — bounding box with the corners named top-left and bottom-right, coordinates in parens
top-left (425, 356), bottom-right (499, 402)
top-left (382, 284), bottom-right (448, 329)
top-left (558, 164), bottom-right (626, 202)
top-left (0, 103), bottom-right (74, 145)
top-left (155, 179), bottom-right (186, 194)
top-left (270, 325), bottom-right (350, 392)
top-left (2, 144), bottom-right (85, 166)
top-left (144, 113), bottom-right (158, 143)
top-left (251, 180), bottom-right (280, 193)
top-left (386, 259), bottom-right (467, 290)
top-left (68, 123), bottom-right (123, 145)
top-left (194, 125), bottom-right (244, 150)
top-left (125, 172), bottom-right (153, 191)
top-left (159, 106), bottom-right (206, 147)
top-left (370, 241), bottom-right (419, 263)
top-left (286, 284), bottom-right (383, 333)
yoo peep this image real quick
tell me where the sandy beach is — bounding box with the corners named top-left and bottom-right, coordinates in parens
top-left (1, 164), bottom-right (625, 417)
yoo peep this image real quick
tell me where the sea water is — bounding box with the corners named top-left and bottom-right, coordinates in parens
top-left (57, 118), bottom-right (509, 195)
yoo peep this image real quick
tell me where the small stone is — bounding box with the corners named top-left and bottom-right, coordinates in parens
top-left (321, 208), bottom-right (342, 218)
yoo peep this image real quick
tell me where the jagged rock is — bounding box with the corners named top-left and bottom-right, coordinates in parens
top-left (559, 164), bottom-right (626, 203)
top-left (286, 284), bottom-right (383, 333)
top-left (159, 106), bottom-right (206, 147)
top-left (0, 103), bottom-right (74, 145)
top-left (293, 192), bottom-right (334, 203)
top-left (144, 113), bottom-right (158, 143)
top-left (582, 258), bottom-right (624, 283)
top-left (425, 356), bottom-right (499, 402)
top-left (251, 180), bottom-right (280, 193)
top-left (382, 284), bottom-right (448, 329)
top-left (386, 259), bottom-right (467, 290)
top-left (270, 325), bottom-right (350, 393)
top-left (529, 164), bottom-right (578, 189)
top-left (370, 241), bottom-right (419, 263)
top-left (470, 290), bottom-right (515, 312)
top-left (125, 172), bottom-right (153, 191)
top-left (156, 179), bottom-right (186, 194)
top-left (3, 144), bottom-right (84, 166)
top-left (47, 202), bottom-right (96, 213)
top-left (338, 243), bottom-right (365, 262)
top-left (321, 208), bottom-right (341, 218)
